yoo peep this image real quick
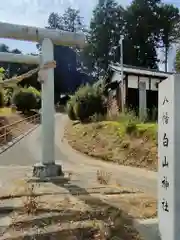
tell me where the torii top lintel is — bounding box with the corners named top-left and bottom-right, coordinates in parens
top-left (0, 22), bottom-right (86, 48)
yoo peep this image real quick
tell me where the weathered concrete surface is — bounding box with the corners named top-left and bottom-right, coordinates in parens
top-left (57, 113), bottom-right (157, 197)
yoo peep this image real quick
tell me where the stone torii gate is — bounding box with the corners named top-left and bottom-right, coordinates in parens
top-left (0, 21), bottom-right (86, 179)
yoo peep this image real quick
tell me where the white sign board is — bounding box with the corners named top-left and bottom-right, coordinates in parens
top-left (158, 74), bottom-right (180, 240)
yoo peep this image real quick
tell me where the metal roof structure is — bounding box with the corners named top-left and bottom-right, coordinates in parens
top-left (109, 63), bottom-right (173, 78)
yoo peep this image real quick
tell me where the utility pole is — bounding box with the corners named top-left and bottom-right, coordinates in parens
top-left (119, 35), bottom-right (124, 112)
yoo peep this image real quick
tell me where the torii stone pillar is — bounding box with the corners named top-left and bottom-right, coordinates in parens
top-left (33, 38), bottom-right (63, 178)
top-left (0, 21), bottom-right (86, 179)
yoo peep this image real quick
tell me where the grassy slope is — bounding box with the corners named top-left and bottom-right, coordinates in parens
top-left (65, 120), bottom-right (158, 171)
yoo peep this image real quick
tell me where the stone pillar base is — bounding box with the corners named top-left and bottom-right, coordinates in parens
top-left (33, 163), bottom-right (64, 179)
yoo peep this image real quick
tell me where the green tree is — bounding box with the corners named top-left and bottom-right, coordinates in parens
top-left (47, 12), bottom-right (62, 29)
top-left (156, 4), bottom-right (180, 72)
top-left (0, 44), bottom-right (10, 77)
top-left (124, 0), bottom-right (161, 69)
top-left (47, 8), bottom-right (84, 32)
top-left (61, 8), bottom-right (83, 32)
top-left (85, 0), bottom-right (161, 74)
top-left (86, 0), bottom-right (125, 75)
top-left (0, 67), bottom-right (5, 107)
top-left (0, 67), bottom-right (5, 81)
top-left (37, 8), bottom-right (85, 52)
top-left (85, 0), bottom-right (180, 73)
top-left (0, 44), bottom-right (25, 78)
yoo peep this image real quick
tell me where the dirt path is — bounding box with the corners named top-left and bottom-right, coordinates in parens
top-left (56, 114), bottom-right (157, 197)
top-left (0, 113), bottom-right (157, 196)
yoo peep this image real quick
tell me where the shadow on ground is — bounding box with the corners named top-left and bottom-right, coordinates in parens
top-left (52, 181), bottom-right (142, 240)
top-left (1, 180), bottom-right (143, 240)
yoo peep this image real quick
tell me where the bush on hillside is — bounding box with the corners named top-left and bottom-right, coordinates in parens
top-left (68, 84), bottom-right (107, 122)
top-left (26, 86), bottom-right (41, 98)
top-left (12, 88), bottom-right (38, 113)
top-left (125, 122), bottom-right (137, 135)
top-left (0, 67), bottom-right (5, 107)
top-left (0, 91), bottom-right (4, 107)
top-left (25, 86), bottom-right (41, 109)
top-left (4, 88), bottom-right (13, 106)
top-left (66, 99), bottom-right (76, 120)
top-left (93, 79), bottom-right (106, 95)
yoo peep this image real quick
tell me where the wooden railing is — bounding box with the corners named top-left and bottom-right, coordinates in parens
top-left (0, 114), bottom-right (40, 146)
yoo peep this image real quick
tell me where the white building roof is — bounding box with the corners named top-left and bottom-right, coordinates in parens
top-left (109, 64), bottom-right (173, 78)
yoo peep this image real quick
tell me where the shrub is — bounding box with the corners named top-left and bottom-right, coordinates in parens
top-left (93, 79), bottom-right (105, 95)
top-left (72, 84), bottom-right (107, 122)
top-left (25, 86), bottom-right (41, 110)
top-left (0, 67), bottom-right (5, 81)
top-left (26, 86), bottom-right (41, 98)
top-left (0, 90), bottom-right (4, 107)
top-left (19, 86), bottom-right (42, 110)
top-left (125, 122), bottom-right (137, 135)
top-left (66, 99), bottom-right (76, 120)
top-left (12, 88), bottom-right (37, 113)
top-left (118, 109), bottom-right (139, 124)
top-left (4, 88), bottom-right (13, 106)
top-left (90, 113), bottom-right (106, 122)
top-left (0, 67), bottom-right (5, 107)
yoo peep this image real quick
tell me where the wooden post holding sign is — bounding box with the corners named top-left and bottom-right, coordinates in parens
top-left (158, 74), bottom-right (180, 240)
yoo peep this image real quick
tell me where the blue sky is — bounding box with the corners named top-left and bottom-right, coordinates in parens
top-left (0, 0), bottom-right (179, 71)
top-left (0, 0), bottom-right (98, 53)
